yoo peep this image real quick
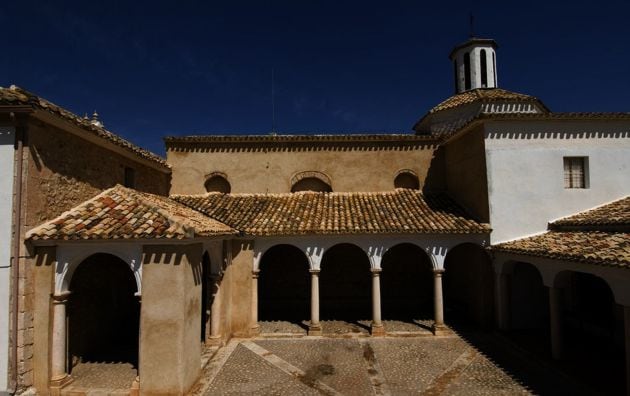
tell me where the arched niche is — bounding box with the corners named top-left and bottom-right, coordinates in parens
top-left (291, 171), bottom-right (332, 193)
top-left (394, 169), bottom-right (420, 190)
top-left (204, 172), bottom-right (231, 193)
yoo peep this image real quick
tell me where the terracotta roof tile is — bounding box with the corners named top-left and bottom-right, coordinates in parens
top-left (493, 231), bottom-right (630, 269)
top-left (551, 196), bottom-right (630, 229)
top-left (172, 189), bottom-right (490, 236)
top-left (429, 88), bottom-right (547, 114)
top-left (0, 86), bottom-right (169, 169)
top-left (26, 185), bottom-right (235, 241)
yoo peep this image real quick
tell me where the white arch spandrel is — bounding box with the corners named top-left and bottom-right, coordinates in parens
top-left (56, 243), bottom-right (143, 296)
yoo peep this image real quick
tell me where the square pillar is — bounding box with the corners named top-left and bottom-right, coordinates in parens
top-left (140, 244), bottom-right (202, 395)
top-left (625, 306), bottom-right (630, 396)
top-left (549, 286), bottom-right (564, 360)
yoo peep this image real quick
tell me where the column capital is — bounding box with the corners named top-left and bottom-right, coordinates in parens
top-left (371, 268), bottom-right (382, 275)
top-left (51, 291), bottom-right (71, 303)
top-left (433, 268), bottom-right (445, 276)
top-left (309, 269), bottom-right (321, 274)
top-left (252, 270), bottom-right (260, 279)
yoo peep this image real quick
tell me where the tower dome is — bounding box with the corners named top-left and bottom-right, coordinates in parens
top-left (450, 38), bottom-right (498, 93)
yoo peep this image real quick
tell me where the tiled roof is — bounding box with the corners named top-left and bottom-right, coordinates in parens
top-left (478, 112), bottom-right (630, 121)
top-left (26, 185), bottom-right (235, 241)
top-left (172, 189), bottom-right (490, 236)
top-left (551, 196), bottom-right (630, 229)
top-left (0, 86), bottom-right (169, 169)
top-left (493, 231), bottom-right (630, 269)
top-left (428, 88), bottom-right (548, 114)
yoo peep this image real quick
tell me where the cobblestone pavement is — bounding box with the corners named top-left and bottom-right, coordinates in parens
top-left (61, 361), bottom-right (137, 395)
top-left (195, 330), bottom-right (595, 396)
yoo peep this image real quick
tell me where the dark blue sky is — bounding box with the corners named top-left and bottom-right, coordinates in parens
top-left (2, 1), bottom-right (629, 155)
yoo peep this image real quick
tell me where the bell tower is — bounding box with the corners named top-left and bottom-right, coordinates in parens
top-left (449, 38), bottom-right (498, 93)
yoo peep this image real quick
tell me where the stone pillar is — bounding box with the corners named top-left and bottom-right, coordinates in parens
top-left (50, 292), bottom-right (72, 389)
top-left (251, 270), bottom-right (260, 335)
top-left (624, 305), bottom-right (630, 396)
top-left (208, 275), bottom-right (222, 343)
top-left (371, 269), bottom-right (385, 336)
top-left (495, 272), bottom-right (510, 331)
top-left (308, 270), bottom-right (322, 335)
top-left (432, 269), bottom-right (447, 335)
top-left (549, 286), bottom-right (563, 360)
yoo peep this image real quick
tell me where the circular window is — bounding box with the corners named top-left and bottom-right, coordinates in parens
top-left (394, 170), bottom-right (420, 190)
top-left (204, 173), bottom-right (231, 193)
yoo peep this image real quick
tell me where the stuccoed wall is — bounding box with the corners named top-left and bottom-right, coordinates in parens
top-left (167, 139), bottom-right (441, 194)
top-left (0, 126), bottom-right (15, 393)
top-left (140, 244), bottom-right (202, 395)
top-left (484, 120), bottom-right (630, 243)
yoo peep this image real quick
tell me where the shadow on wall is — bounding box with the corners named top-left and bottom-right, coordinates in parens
top-left (422, 146), bottom-right (446, 192)
top-left (142, 248), bottom-right (203, 286)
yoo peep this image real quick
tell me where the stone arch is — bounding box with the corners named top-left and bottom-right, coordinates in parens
top-left (204, 172), bottom-right (231, 193)
top-left (443, 243), bottom-right (494, 328)
top-left (291, 171), bottom-right (332, 192)
top-left (258, 244), bottom-right (310, 321)
top-left (67, 253), bottom-right (140, 373)
top-left (394, 169), bottom-right (420, 190)
top-left (320, 243), bottom-right (371, 320)
top-left (381, 243), bottom-right (433, 320)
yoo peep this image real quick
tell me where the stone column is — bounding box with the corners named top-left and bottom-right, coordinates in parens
top-left (432, 269), bottom-right (447, 335)
top-left (131, 293), bottom-right (141, 396)
top-left (624, 305), bottom-right (630, 396)
top-left (309, 270), bottom-right (322, 335)
top-left (371, 269), bottom-right (385, 336)
top-left (549, 286), bottom-right (563, 360)
top-left (209, 275), bottom-right (222, 343)
top-left (495, 272), bottom-right (510, 331)
top-left (251, 270), bottom-right (260, 335)
top-left (50, 292), bottom-right (72, 389)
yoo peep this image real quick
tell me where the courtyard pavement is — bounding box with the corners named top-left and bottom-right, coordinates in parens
top-left (190, 324), bottom-right (596, 396)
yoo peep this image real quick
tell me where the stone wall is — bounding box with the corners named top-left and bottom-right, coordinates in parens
top-left (16, 118), bottom-right (170, 392)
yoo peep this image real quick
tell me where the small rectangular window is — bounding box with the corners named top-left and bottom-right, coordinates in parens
top-left (124, 167), bottom-right (136, 188)
top-left (563, 157), bottom-right (588, 189)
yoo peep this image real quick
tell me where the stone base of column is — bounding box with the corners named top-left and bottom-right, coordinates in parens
top-left (129, 376), bottom-right (140, 396)
top-left (432, 323), bottom-right (449, 336)
top-left (49, 374), bottom-right (73, 395)
top-left (370, 323), bottom-right (386, 336)
top-left (308, 324), bottom-right (322, 336)
top-left (206, 334), bottom-right (223, 346)
top-left (250, 324), bottom-right (261, 336)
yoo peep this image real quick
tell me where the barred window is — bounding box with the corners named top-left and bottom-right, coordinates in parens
top-left (563, 157), bottom-right (587, 189)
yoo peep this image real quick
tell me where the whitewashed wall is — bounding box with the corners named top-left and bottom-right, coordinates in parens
top-left (0, 126), bottom-right (15, 392)
top-left (484, 120), bottom-right (630, 243)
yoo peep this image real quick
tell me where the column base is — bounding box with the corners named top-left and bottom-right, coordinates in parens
top-left (49, 374), bottom-right (73, 395)
top-left (206, 335), bottom-right (224, 346)
top-left (432, 323), bottom-right (449, 336)
top-left (308, 324), bottom-right (322, 336)
top-left (250, 324), bottom-right (261, 336)
top-left (370, 323), bottom-right (386, 336)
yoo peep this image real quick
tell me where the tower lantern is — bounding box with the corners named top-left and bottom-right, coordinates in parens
top-left (449, 38), bottom-right (498, 93)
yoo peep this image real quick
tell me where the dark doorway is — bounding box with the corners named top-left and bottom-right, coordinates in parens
top-left (320, 243), bottom-right (371, 320)
top-left (381, 243), bottom-right (433, 320)
top-left (68, 253), bottom-right (139, 369)
top-left (258, 245), bottom-right (310, 321)
top-left (444, 243), bottom-right (494, 328)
